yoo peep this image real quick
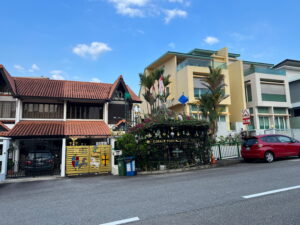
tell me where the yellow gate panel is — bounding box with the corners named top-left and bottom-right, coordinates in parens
top-left (66, 145), bottom-right (111, 176)
top-left (99, 145), bottom-right (111, 173)
top-left (89, 146), bottom-right (101, 173)
top-left (66, 146), bottom-right (90, 175)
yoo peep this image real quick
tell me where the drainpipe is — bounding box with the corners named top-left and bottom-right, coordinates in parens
top-left (61, 138), bottom-right (66, 177)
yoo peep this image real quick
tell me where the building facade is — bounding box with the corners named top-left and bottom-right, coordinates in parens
top-left (243, 61), bottom-right (291, 133)
top-left (0, 65), bottom-right (140, 179)
top-left (274, 59), bottom-right (300, 128)
top-left (140, 47), bottom-right (247, 136)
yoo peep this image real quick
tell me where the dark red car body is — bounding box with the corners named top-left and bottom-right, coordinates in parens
top-left (241, 134), bottom-right (300, 162)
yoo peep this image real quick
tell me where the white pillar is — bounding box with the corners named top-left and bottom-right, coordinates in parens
top-left (15, 99), bottom-right (21, 123)
top-left (63, 101), bottom-right (67, 121)
top-left (104, 102), bottom-right (109, 124)
top-left (0, 139), bottom-right (10, 181)
top-left (61, 138), bottom-right (66, 177)
top-left (13, 141), bottom-right (19, 173)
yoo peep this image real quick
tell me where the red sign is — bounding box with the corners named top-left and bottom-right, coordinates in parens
top-left (243, 117), bottom-right (251, 125)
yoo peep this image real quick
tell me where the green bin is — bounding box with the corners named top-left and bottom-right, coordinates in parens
top-left (117, 157), bottom-right (126, 176)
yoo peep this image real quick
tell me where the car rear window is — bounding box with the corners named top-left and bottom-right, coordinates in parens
top-left (243, 138), bottom-right (258, 147)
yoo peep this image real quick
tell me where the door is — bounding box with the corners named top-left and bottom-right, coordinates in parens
top-left (276, 136), bottom-right (298, 157)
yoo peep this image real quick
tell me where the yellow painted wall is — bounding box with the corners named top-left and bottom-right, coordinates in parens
top-left (228, 60), bottom-right (246, 123)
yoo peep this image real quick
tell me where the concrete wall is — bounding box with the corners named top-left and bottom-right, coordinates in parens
top-left (228, 61), bottom-right (246, 124)
top-left (289, 80), bottom-right (300, 104)
top-left (290, 117), bottom-right (300, 129)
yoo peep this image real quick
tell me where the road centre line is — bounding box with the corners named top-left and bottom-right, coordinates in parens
top-left (100, 217), bottom-right (140, 225)
top-left (243, 185), bottom-right (300, 199)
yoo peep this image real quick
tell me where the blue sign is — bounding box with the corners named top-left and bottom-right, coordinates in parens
top-left (178, 94), bottom-right (188, 104)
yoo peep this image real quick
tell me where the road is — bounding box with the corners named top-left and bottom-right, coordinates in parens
top-left (0, 158), bottom-right (300, 225)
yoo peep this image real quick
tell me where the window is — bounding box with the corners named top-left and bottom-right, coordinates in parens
top-left (259, 116), bottom-right (270, 129)
top-left (248, 116), bottom-right (255, 130)
top-left (108, 103), bottom-right (132, 124)
top-left (194, 88), bottom-right (209, 98)
top-left (261, 136), bottom-right (278, 143)
top-left (245, 84), bottom-right (252, 102)
top-left (67, 103), bottom-right (103, 119)
top-left (275, 116), bottom-right (287, 130)
top-left (257, 107), bottom-right (269, 114)
top-left (261, 80), bottom-right (286, 102)
top-left (23, 103), bottom-right (63, 119)
top-left (0, 101), bottom-right (16, 118)
top-left (218, 115), bottom-right (226, 122)
top-left (277, 136), bottom-right (292, 143)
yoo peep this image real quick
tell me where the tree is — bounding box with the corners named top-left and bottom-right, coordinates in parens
top-left (139, 69), bottom-right (171, 115)
top-left (197, 66), bottom-right (229, 140)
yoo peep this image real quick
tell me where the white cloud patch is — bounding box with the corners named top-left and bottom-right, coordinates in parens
top-left (203, 36), bottom-right (220, 45)
top-left (168, 0), bottom-right (191, 6)
top-left (164, 9), bottom-right (187, 23)
top-left (108, 0), bottom-right (149, 17)
top-left (230, 32), bottom-right (254, 41)
top-left (72, 42), bottom-right (112, 60)
top-left (50, 70), bottom-right (65, 80)
top-left (14, 65), bottom-right (25, 72)
top-left (168, 42), bottom-right (175, 49)
top-left (91, 77), bottom-right (101, 83)
top-left (28, 64), bottom-right (40, 72)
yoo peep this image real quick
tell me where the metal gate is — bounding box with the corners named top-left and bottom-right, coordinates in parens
top-left (66, 145), bottom-right (111, 176)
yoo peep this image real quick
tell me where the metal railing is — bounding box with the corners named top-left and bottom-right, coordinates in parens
top-left (244, 67), bottom-right (286, 76)
top-left (212, 142), bottom-right (241, 160)
top-left (177, 58), bottom-right (227, 71)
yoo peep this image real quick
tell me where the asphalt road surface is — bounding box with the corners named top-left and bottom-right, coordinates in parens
top-left (1, 158), bottom-right (300, 225)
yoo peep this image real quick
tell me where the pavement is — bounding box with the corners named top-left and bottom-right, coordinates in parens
top-left (0, 158), bottom-right (300, 225)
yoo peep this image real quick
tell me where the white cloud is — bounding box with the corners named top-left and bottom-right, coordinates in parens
top-left (168, 0), bottom-right (191, 6)
top-left (203, 36), bottom-right (220, 45)
top-left (72, 42), bottom-right (112, 60)
top-left (50, 70), bottom-right (65, 80)
top-left (91, 77), bottom-right (101, 83)
top-left (168, 42), bottom-right (175, 49)
top-left (28, 64), bottom-right (40, 72)
top-left (108, 0), bottom-right (149, 17)
top-left (14, 65), bottom-right (25, 72)
top-left (230, 32), bottom-right (254, 41)
top-left (164, 9), bottom-right (187, 24)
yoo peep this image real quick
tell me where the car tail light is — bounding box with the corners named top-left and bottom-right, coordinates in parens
top-left (26, 161), bottom-right (32, 165)
top-left (258, 144), bottom-right (264, 148)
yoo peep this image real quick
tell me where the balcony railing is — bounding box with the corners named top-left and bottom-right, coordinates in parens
top-left (244, 67), bottom-right (286, 76)
top-left (177, 58), bottom-right (227, 72)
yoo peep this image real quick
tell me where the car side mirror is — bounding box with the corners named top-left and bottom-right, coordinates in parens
top-left (290, 139), bottom-right (296, 143)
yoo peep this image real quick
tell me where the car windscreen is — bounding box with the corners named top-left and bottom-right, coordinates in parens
top-left (243, 138), bottom-right (258, 147)
top-left (27, 153), bottom-right (53, 160)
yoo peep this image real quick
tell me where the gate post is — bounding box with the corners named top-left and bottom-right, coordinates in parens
top-left (0, 139), bottom-right (10, 181)
top-left (61, 138), bottom-right (66, 177)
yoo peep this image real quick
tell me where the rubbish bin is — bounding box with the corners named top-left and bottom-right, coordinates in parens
top-left (117, 157), bottom-right (126, 176)
top-left (124, 156), bottom-right (136, 176)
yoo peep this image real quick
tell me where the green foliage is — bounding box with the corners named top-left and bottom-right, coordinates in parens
top-left (139, 68), bottom-right (171, 115)
top-left (197, 66), bottom-right (229, 139)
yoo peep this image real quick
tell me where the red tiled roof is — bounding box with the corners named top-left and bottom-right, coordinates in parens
top-left (7, 121), bottom-right (111, 137)
top-left (0, 122), bottom-right (10, 131)
top-left (0, 131), bottom-right (9, 137)
top-left (0, 65), bottom-right (17, 95)
top-left (0, 65), bottom-right (141, 102)
top-left (115, 119), bottom-right (126, 127)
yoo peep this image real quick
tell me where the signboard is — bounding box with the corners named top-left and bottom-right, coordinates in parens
top-left (242, 109), bottom-right (251, 125)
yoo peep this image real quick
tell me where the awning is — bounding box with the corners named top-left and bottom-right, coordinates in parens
top-left (7, 121), bottom-right (111, 138)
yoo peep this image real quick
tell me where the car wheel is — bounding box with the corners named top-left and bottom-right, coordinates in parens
top-left (264, 151), bottom-right (274, 163)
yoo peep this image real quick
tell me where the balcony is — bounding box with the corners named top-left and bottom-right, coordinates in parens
top-left (244, 67), bottom-right (286, 76)
top-left (177, 58), bottom-right (227, 72)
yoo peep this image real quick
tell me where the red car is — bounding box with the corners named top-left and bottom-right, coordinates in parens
top-left (242, 134), bottom-right (300, 163)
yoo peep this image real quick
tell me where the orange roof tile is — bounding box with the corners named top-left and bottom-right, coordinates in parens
top-left (8, 121), bottom-right (111, 137)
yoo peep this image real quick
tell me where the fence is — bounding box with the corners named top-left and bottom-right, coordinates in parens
top-left (264, 129), bottom-right (300, 140)
top-left (212, 142), bottom-right (241, 160)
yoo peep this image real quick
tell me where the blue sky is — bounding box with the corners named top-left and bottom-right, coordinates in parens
top-left (1, 0), bottom-right (300, 93)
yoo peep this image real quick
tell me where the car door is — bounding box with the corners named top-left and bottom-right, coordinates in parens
top-left (276, 135), bottom-right (296, 157)
top-left (261, 136), bottom-right (283, 157)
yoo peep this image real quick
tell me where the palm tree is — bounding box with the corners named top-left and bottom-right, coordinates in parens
top-left (139, 73), bottom-right (155, 114)
top-left (198, 66), bottom-right (229, 139)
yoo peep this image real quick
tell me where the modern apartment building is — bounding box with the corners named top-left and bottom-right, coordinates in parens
top-left (274, 59), bottom-right (300, 128)
top-left (0, 65), bottom-right (141, 179)
top-left (243, 61), bottom-right (291, 132)
top-left (140, 48), bottom-right (247, 135)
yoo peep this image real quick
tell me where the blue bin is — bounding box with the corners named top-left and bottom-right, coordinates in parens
top-left (124, 156), bottom-right (136, 176)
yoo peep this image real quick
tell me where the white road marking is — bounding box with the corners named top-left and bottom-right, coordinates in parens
top-left (243, 185), bottom-right (300, 199)
top-left (100, 217), bottom-right (140, 225)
